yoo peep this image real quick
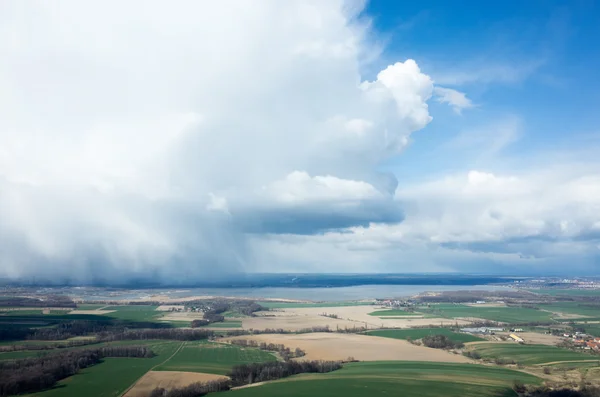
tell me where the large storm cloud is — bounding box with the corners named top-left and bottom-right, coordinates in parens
top-left (0, 1), bottom-right (436, 283)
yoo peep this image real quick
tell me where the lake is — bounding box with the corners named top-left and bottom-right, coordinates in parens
top-left (75, 284), bottom-right (511, 302)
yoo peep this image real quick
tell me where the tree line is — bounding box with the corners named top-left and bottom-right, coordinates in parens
top-left (0, 296), bottom-right (76, 308)
top-left (515, 382), bottom-right (600, 396)
top-left (148, 360), bottom-right (343, 396)
top-left (420, 334), bottom-right (465, 350)
top-left (229, 360), bottom-right (342, 386)
top-left (228, 339), bottom-right (305, 360)
top-left (0, 346), bottom-right (153, 396)
top-left (149, 379), bottom-right (230, 397)
top-left (99, 328), bottom-right (214, 341)
top-left (149, 360), bottom-right (344, 395)
top-left (224, 324), bottom-right (366, 337)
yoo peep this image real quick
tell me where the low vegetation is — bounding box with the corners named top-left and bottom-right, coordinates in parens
top-left (226, 361), bottom-right (541, 397)
top-left (229, 339), bottom-right (305, 360)
top-left (0, 346), bottom-right (153, 396)
top-left (420, 334), bottom-right (464, 349)
top-left (0, 296), bottom-right (76, 309)
top-left (154, 341), bottom-right (277, 375)
top-left (366, 328), bottom-right (483, 343)
top-left (466, 342), bottom-right (596, 365)
top-left (229, 360), bottom-right (343, 386)
top-left (149, 379), bottom-right (230, 397)
top-left (421, 304), bottom-right (555, 323)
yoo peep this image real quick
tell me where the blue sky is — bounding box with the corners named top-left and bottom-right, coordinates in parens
top-left (0, 0), bottom-right (599, 283)
top-left (366, 0), bottom-right (600, 181)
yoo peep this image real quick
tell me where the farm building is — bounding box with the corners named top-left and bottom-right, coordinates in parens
top-left (509, 334), bottom-right (524, 343)
top-left (460, 327), bottom-right (505, 334)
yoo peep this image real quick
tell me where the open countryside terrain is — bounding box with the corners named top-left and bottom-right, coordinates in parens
top-left (29, 341), bottom-right (182, 397)
top-left (124, 371), bottom-right (228, 397)
top-left (366, 328), bottom-right (484, 343)
top-left (466, 342), bottom-right (599, 365)
top-left (225, 332), bottom-right (472, 363)
top-left (255, 305), bottom-right (470, 330)
top-left (368, 309), bottom-right (432, 317)
top-left (154, 341), bottom-right (276, 375)
top-left (228, 361), bottom-right (541, 397)
top-left (3, 291), bottom-right (600, 397)
top-left (422, 304), bottom-right (555, 323)
top-left (536, 302), bottom-right (600, 318)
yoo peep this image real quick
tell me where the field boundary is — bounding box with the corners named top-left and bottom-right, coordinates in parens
top-left (119, 341), bottom-right (186, 397)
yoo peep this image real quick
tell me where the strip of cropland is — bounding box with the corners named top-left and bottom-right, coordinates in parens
top-left (258, 301), bottom-right (375, 309)
top-left (227, 361), bottom-right (541, 397)
top-left (154, 341), bottom-right (277, 375)
top-left (467, 342), bottom-right (598, 365)
top-left (423, 304), bottom-right (554, 323)
top-left (0, 340), bottom-right (166, 361)
top-left (102, 305), bottom-right (162, 322)
top-left (366, 328), bottom-right (484, 343)
top-left (528, 289), bottom-right (600, 297)
top-left (536, 302), bottom-right (600, 318)
top-left (28, 341), bottom-right (182, 397)
top-left (196, 321), bottom-right (243, 328)
top-left (368, 309), bottom-right (429, 317)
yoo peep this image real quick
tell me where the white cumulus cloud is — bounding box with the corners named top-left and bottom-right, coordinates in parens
top-left (434, 86), bottom-right (474, 114)
top-left (0, 0), bottom-right (435, 283)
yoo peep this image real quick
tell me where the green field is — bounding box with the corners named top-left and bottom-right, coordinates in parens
top-left (0, 339), bottom-right (169, 361)
top-left (0, 310), bottom-right (71, 315)
top-left (0, 313), bottom-right (112, 331)
top-left (366, 328), bottom-right (484, 343)
top-left (199, 321), bottom-right (243, 328)
top-left (223, 311), bottom-right (246, 318)
top-left (424, 304), bottom-right (554, 323)
top-left (227, 361), bottom-right (541, 397)
top-left (528, 289), bottom-right (600, 297)
top-left (537, 302), bottom-right (600, 318)
top-left (103, 305), bottom-right (161, 322)
top-left (581, 325), bottom-right (600, 337)
top-left (258, 301), bottom-right (374, 309)
top-left (155, 341), bottom-right (276, 375)
top-left (468, 342), bottom-right (596, 365)
top-left (368, 309), bottom-right (427, 317)
top-left (29, 341), bottom-right (181, 397)
top-left (75, 304), bottom-right (107, 310)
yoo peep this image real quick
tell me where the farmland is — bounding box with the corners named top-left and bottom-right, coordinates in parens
top-left (102, 305), bottom-right (162, 322)
top-left (368, 309), bottom-right (427, 317)
top-left (227, 361), bottom-right (541, 397)
top-left (75, 304), bottom-right (108, 310)
top-left (198, 321), bottom-right (242, 328)
top-left (423, 304), bottom-right (555, 323)
top-left (366, 328), bottom-right (484, 343)
top-left (528, 289), bottom-right (600, 297)
top-left (2, 290), bottom-right (600, 397)
top-left (225, 333), bottom-right (472, 363)
top-left (582, 325), bottom-right (600, 337)
top-left (258, 301), bottom-right (374, 309)
top-left (466, 342), bottom-right (596, 365)
top-left (29, 341), bottom-right (181, 397)
top-left (536, 302), bottom-right (600, 318)
top-left (154, 341), bottom-right (276, 375)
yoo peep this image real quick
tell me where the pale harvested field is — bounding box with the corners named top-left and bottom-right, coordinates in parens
top-left (464, 303), bottom-right (508, 308)
top-left (254, 305), bottom-right (471, 330)
top-left (68, 309), bottom-right (116, 315)
top-left (511, 332), bottom-right (564, 345)
top-left (225, 333), bottom-right (472, 363)
top-left (161, 312), bottom-right (206, 321)
top-left (124, 371), bottom-right (227, 397)
top-left (242, 315), bottom-right (359, 331)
